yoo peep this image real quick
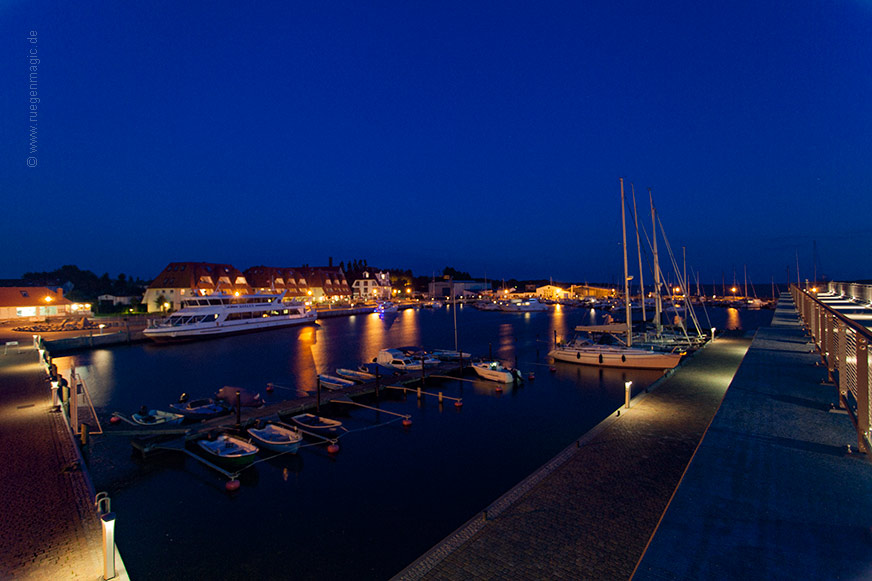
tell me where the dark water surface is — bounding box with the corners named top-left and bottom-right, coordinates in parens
top-left (56, 305), bottom-right (772, 580)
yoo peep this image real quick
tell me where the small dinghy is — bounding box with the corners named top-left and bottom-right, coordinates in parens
top-left (317, 374), bottom-right (356, 391)
top-left (131, 407), bottom-right (184, 426)
top-left (289, 413), bottom-right (345, 434)
top-left (197, 433), bottom-right (259, 468)
top-left (335, 368), bottom-right (375, 383)
top-left (170, 397), bottom-right (229, 420)
top-left (247, 422), bottom-right (303, 454)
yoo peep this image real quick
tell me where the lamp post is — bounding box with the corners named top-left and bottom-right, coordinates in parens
top-left (101, 512), bottom-right (116, 579)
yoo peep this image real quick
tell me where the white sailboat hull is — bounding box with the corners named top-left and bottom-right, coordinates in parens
top-left (548, 345), bottom-right (683, 370)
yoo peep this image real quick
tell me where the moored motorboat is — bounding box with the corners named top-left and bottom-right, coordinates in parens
top-left (335, 368), bottom-right (376, 383)
top-left (318, 374), bottom-right (356, 391)
top-left (472, 361), bottom-right (522, 383)
top-left (246, 422), bottom-right (303, 454)
top-left (376, 348), bottom-right (425, 371)
top-left (376, 301), bottom-right (398, 314)
top-left (289, 413), bottom-right (345, 435)
top-left (196, 433), bottom-right (259, 468)
top-left (131, 408), bottom-right (185, 426)
top-left (170, 397), bottom-right (230, 420)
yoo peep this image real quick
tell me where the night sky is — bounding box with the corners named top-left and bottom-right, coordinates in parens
top-left (2, 1), bottom-right (870, 285)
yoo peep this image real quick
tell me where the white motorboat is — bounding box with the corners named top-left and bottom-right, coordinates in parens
top-left (196, 433), bottom-right (259, 467)
top-left (144, 291), bottom-right (316, 342)
top-left (376, 301), bottom-right (398, 314)
top-left (375, 348), bottom-right (438, 371)
top-left (289, 413), bottom-right (345, 435)
top-left (246, 422), bottom-right (303, 454)
top-left (472, 361), bottom-right (522, 383)
top-left (131, 408), bottom-right (185, 426)
top-left (318, 374), bottom-right (356, 391)
top-left (335, 368), bottom-right (376, 382)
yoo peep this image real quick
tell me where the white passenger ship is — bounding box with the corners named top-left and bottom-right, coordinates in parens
top-left (144, 292), bottom-right (317, 342)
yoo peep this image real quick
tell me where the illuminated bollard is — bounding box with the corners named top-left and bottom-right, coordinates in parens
top-left (711, 327), bottom-right (716, 342)
top-left (101, 512), bottom-right (116, 580)
top-left (625, 381), bottom-right (632, 409)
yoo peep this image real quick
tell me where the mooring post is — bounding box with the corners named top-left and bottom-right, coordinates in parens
top-left (421, 354), bottom-right (426, 386)
top-left (70, 377), bottom-right (79, 435)
top-left (235, 390), bottom-right (241, 426)
top-left (625, 381), bottom-right (632, 409)
top-left (375, 365), bottom-right (380, 400)
top-left (316, 377), bottom-right (321, 413)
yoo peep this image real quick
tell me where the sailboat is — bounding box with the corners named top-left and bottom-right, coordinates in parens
top-left (548, 179), bottom-right (685, 371)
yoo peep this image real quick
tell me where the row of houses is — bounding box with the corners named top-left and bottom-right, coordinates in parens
top-left (142, 262), bottom-right (395, 313)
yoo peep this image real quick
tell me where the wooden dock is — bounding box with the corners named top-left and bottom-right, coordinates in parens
top-left (117, 360), bottom-right (468, 454)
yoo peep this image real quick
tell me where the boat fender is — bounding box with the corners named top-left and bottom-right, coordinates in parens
top-left (577, 352), bottom-right (581, 360)
top-left (621, 355), bottom-right (626, 363)
top-left (598, 354), bottom-right (603, 364)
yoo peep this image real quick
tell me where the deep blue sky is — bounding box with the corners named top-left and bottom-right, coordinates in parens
top-left (2, 1), bottom-right (870, 284)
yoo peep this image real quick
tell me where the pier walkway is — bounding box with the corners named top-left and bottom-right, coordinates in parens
top-left (394, 332), bottom-right (753, 579)
top-left (0, 337), bottom-right (126, 579)
top-left (634, 295), bottom-right (872, 579)
top-left (395, 294), bottom-right (871, 580)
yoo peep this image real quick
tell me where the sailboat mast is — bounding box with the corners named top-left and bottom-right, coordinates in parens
top-left (649, 188), bottom-right (662, 336)
top-left (631, 183), bottom-right (646, 325)
top-left (621, 178), bottom-right (632, 346)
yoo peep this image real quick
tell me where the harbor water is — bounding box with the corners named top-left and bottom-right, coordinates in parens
top-left (55, 304), bottom-right (772, 580)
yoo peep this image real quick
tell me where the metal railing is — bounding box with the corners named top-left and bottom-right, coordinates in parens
top-left (792, 284), bottom-right (872, 452)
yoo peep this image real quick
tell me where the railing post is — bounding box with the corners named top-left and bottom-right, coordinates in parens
top-left (857, 336), bottom-right (869, 453)
top-left (838, 320), bottom-right (849, 404)
top-left (820, 311), bottom-right (830, 366)
top-left (826, 314), bottom-right (836, 384)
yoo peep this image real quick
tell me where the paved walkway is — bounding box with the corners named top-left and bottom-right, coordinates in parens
top-left (0, 339), bottom-right (122, 579)
top-left (394, 333), bottom-right (753, 579)
top-left (635, 296), bottom-right (872, 579)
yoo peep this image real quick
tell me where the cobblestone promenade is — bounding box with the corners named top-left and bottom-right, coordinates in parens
top-left (0, 339), bottom-right (106, 579)
top-left (394, 333), bottom-right (752, 580)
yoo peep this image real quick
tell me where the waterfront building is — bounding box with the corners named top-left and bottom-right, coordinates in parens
top-left (428, 279), bottom-right (490, 299)
top-left (243, 266), bottom-right (311, 300)
top-left (349, 269), bottom-right (392, 300)
top-left (569, 284), bottom-right (615, 299)
top-left (143, 262), bottom-right (251, 313)
top-left (0, 286), bottom-right (84, 321)
top-left (536, 284), bottom-right (570, 301)
top-left (299, 266), bottom-right (352, 302)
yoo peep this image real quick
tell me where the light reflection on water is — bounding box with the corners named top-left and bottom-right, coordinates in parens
top-left (50, 305), bottom-right (772, 581)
